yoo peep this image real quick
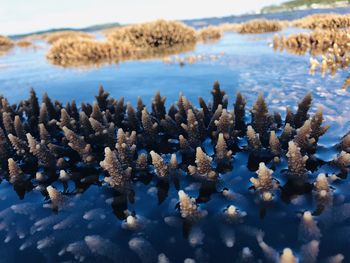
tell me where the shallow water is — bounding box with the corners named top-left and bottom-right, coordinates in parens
top-left (1, 14), bottom-right (350, 263)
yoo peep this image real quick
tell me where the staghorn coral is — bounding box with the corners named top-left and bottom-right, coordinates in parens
top-left (280, 248), bottom-right (297, 263)
top-left (188, 147), bottom-right (217, 180)
top-left (8, 158), bottom-right (24, 184)
top-left (0, 85), bottom-right (348, 261)
top-left (298, 211), bottom-right (322, 242)
top-left (286, 141), bottom-right (308, 181)
top-left (100, 147), bottom-right (131, 189)
top-left (181, 109), bottom-right (201, 148)
top-left (141, 108), bottom-right (158, 145)
top-left (214, 109), bottom-right (235, 142)
top-left (294, 93), bottom-right (312, 129)
top-left (250, 162), bottom-right (278, 201)
top-left (339, 132), bottom-right (350, 153)
top-left (26, 133), bottom-right (55, 168)
top-left (0, 127), bottom-right (10, 162)
top-left (246, 125), bottom-right (262, 151)
top-left (215, 133), bottom-right (232, 165)
top-left (333, 151), bottom-right (350, 172)
top-left (8, 134), bottom-right (28, 157)
top-left (234, 92), bottom-right (246, 132)
top-left (310, 108), bottom-right (330, 142)
top-left (251, 94), bottom-right (270, 141)
top-left (46, 186), bottom-right (65, 210)
top-left (313, 173), bottom-right (333, 209)
top-left (269, 131), bottom-right (281, 157)
top-left (293, 120), bottom-right (316, 152)
top-left (178, 190), bottom-right (204, 221)
top-left (211, 81), bottom-right (226, 112)
top-left (62, 126), bottom-right (94, 163)
top-left (150, 151), bottom-right (169, 178)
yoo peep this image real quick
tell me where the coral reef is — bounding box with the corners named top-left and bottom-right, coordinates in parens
top-left (39, 30), bottom-right (93, 44)
top-left (238, 19), bottom-right (283, 34)
top-left (196, 26), bottom-right (222, 42)
top-left (0, 85), bottom-right (348, 262)
top-left (0, 35), bottom-right (13, 54)
top-left (106, 20), bottom-right (197, 49)
top-left (292, 13), bottom-right (350, 30)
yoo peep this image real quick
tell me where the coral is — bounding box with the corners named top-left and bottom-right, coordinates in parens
top-left (62, 127), bottom-right (94, 163)
top-left (269, 131), bottom-right (281, 156)
top-left (280, 123), bottom-right (294, 146)
top-left (106, 20), bottom-right (197, 49)
top-left (286, 141), bottom-right (308, 181)
top-left (178, 190), bottom-right (203, 221)
top-left (141, 108), bottom-right (158, 145)
top-left (214, 109), bottom-right (235, 142)
top-left (0, 35), bottom-right (13, 54)
top-left (14, 116), bottom-right (26, 140)
top-left (2, 112), bottom-right (15, 135)
top-left (223, 205), bottom-right (245, 223)
top-left (301, 240), bottom-right (319, 263)
top-left (197, 26), bottom-right (222, 42)
top-left (151, 91), bottom-right (166, 120)
top-left (251, 95), bottom-right (270, 141)
top-left (46, 186), bottom-right (65, 210)
top-left (250, 162), bottom-right (278, 201)
top-left (100, 147), bottom-right (131, 189)
top-left (26, 133), bottom-right (55, 168)
top-left (211, 81), bottom-right (226, 111)
top-left (188, 147), bottom-right (217, 180)
top-left (181, 109), bottom-right (201, 147)
top-left (292, 13), bottom-right (350, 30)
top-left (150, 151), bottom-right (169, 178)
top-left (215, 133), bottom-right (232, 164)
top-left (8, 158), bottom-right (24, 184)
top-left (246, 126), bottom-right (262, 151)
top-left (293, 120), bottom-right (316, 152)
top-left (339, 132), bottom-right (350, 153)
top-left (8, 134), bottom-right (28, 157)
top-left (46, 37), bottom-right (132, 67)
top-left (298, 211), bottom-right (322, 242)
top-left (280, 248), bottom-right (297, 263)
top-left (0, 127), bottom-right (10, 162)
top-left (333, 151), bottom-right (350, 172)
top-left (234, 92), bottom-right (246, 132)
top-left (40, 30), bottom-right (93, 44)
top-left (310, 108), bottom-right (330, 141)
top-left (239, 19), bottom-right (283, 34)
top-left (294, 93), bottom-right (312, 129)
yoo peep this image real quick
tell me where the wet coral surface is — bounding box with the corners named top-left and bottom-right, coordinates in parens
top-left (1, 15), bottom-right (350, 263)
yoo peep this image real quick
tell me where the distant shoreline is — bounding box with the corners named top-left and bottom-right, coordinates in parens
top-left (261, 0), bottom-right (350, 14)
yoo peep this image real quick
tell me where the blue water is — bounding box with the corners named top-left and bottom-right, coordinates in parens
top-left (1, 13), bottom-right (350, 262)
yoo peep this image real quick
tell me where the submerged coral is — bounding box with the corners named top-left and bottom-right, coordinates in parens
top-left (0, 84), bottom-right (348, 262)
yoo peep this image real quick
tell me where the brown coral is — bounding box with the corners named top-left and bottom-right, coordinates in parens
top-left (100, 147), bottom-right (131, 189)
top-left (188, 147), bottom-right (217, 180)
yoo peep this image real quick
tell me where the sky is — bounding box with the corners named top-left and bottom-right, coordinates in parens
top-left (0, 0), bottom-right (286, 35)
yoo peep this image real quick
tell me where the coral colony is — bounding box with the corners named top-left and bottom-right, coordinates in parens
top-left (0, 82), bottom-right (349, 261)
